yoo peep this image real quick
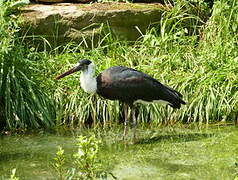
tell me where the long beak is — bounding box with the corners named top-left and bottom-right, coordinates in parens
top-left (55, 65), bottom-right (82, 80)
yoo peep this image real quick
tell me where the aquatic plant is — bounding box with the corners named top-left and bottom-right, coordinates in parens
top-left (53, 146), bottom-right (66, 180)
top-left (53, 135), bottom-right (116, 179)
top-left (9, 169), bottom-right (20, 180)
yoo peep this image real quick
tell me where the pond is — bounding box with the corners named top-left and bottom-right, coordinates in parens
top-left (0, 126), bottom-right (238, 179)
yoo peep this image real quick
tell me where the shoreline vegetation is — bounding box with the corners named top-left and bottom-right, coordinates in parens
top-left (0, 0), bottom-right (238, 130)
top-left (0, 0), bottom-right (238, 179)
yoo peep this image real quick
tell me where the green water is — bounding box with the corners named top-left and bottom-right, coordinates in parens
top-left (0, 126), bottom-right (238, 179)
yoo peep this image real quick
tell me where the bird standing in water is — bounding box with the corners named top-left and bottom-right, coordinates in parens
top-left (56, 59), bottom-right (185, 141)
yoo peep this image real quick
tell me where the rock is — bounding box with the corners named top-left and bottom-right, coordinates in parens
top-left (34, 0), bottom-right (65, 3)
top-left (31, 0), bottom-right (95, 3)
top-left (73, 0), bottom-right (95, 3)
top-left (20, 3), bottom-right (165, 48)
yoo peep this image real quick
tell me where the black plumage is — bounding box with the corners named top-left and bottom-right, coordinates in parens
top-left (96, 66), bottom-right (185, 108)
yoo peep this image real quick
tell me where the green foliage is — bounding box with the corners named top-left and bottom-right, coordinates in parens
top-left (73, 135), bottom-right (103, 179)
top-left (2, 0), bottom-right (29, 17)
top-left (235, 161), bottom-right (238, 180)
top-left (53, 135), bottom-right (116, 180)
top-left (48, 0), bottom-right (238, 126)
top-left (1, 0), bottom-right (238, 130)
top-left (0, 1), bottom-right (55, 129)
top-left (53, 146), bottom-right (66, 180)
top-left (9, 169), bottom-right (20, 180)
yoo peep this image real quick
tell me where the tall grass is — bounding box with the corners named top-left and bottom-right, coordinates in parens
top-left (47, 0), bottom-right (238, 127)
top-left (1, 0), bottom-right (238, 130)
top-left (0, 0), bottom-right (56, 130)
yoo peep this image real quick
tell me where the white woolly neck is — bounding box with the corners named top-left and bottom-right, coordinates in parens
top-left (80, 63), bottom-right (97, 94)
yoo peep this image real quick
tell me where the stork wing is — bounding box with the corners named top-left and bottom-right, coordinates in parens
top-left (97, 66), bottom-right (172, 103)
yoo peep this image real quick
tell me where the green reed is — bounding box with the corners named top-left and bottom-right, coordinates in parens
top-left (0, 0), bottom-right (55, 129)
top-left (1, 0), bottom-right (238, 130)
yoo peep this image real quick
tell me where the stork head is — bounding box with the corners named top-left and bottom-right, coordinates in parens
top-left (55, 59), bottom-right (93, 80)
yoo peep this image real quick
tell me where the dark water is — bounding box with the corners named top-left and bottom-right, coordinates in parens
top-left (0, 126), bottom-right (238, 179)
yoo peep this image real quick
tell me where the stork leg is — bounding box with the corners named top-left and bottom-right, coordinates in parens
top-left (131, 105), bottom-right (137, 142)
top-left (123, 103), bottom-right (129, 140)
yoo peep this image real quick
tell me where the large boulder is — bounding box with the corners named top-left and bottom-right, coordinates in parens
top-left (20, 3), bottom-right (165, 48)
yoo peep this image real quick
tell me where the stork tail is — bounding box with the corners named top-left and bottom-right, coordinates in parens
top-left (163, 85), bottom-right (186, 109)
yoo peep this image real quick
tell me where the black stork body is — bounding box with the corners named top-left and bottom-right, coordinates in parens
top-left (56, 59), bottom-right (185, 141)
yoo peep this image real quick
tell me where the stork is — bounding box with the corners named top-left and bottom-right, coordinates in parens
top-left (56, 59), bottom-right (185, 141)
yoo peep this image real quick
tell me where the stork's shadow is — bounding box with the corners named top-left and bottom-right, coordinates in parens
top-left (135, 132), bottom-right (214, 144)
